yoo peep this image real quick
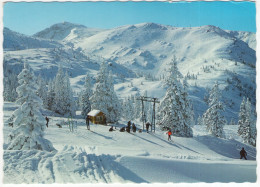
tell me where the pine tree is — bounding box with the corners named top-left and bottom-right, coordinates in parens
top-left (80, 74), bottom-right (92, 118)
top-left (238, 98), bottom-right (256, 146)
top-left (134, 92), bottom-right (142, 120)
top-left (238, 98), bottom-right (247, 136)
top-left (122, 97), bottom-right (135, 121)
top-left (7, 63), bottom-right (55, 151)
top-left (202, 82), bottom-right (225, 137)
top-left (182, 77), bottom-right (194, 135)
top-left (3, 71), bottom-right (19, 102)
top-left (197, 115), bottom-right (203, 126)
top-left (63, 72), bottom-right (76, 116)
top-left (91, 62), bottom-right (121, 123)
top-left (53, 65), bottom-right (76, 116)
top-left (158, 57), bottom-right (193, 137)
top-left (36, 75), bottom-right (48, 108)
top-left (46, 79), bottom-right (55, 111)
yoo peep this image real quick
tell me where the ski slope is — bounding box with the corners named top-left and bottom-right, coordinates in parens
top-left (3, 102), bottom-right (256, 183)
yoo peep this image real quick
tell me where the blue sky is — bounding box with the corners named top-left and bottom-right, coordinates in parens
top-left (3, 1), bottom-right (256, 35)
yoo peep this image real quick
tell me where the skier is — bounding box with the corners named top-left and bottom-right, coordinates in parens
top-left (166, 130), bottom-right (172, 141)
top-left (45, 116), bottom-right (49, 128)
top-left (109, 126), bottom-right (114, 132)
top-left (240, 147), bottom-right (247, 160)
top-left (86, 116), bottom-right (90, 130)
top-left (132, 123), bottom-right (137, 133)
top-left (146, 122), bottom-right (150, 132)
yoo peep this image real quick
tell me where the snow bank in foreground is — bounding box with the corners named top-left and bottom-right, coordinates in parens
top-left (4, 145), bottom-right (256, 184)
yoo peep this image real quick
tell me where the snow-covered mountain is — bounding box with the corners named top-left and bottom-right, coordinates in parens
top-left (3, 27), bottom-right (62, 51)
top-left (33, 22), bottom-right (105, 42)
top-left (3, 22), bottom-right (256, 122)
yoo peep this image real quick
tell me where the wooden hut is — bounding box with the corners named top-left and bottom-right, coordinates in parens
top-left (87, 110), bottom-right (106, 125)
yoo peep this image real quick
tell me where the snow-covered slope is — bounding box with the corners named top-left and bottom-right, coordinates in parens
top-left (3, 102), bottom-right (257, 183)
top-left (34, 22), bottom-right (105, 42)
top-left (3, 28), bottom-right (62, 51)
top-left (72, 23), bottom-right (256, 73)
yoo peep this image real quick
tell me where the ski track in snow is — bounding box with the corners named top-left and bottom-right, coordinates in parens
top-left (4, 145), bottom-right (128, 183)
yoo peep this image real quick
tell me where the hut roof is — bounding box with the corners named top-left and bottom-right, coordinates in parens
top-left (87, 110), bottom-right (103, 117)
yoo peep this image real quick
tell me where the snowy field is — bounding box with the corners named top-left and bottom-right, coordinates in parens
top-left (3, 102), bottom-right (256, 184)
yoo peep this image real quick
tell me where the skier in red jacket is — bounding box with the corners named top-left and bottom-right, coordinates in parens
top-left (166, 130), bottom-right (172, 141)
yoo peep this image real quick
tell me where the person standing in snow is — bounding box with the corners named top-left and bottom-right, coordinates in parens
top-left (240, 147), bottom-right (247, 160)
top-left (127, 121), bottom-right (131, 130)
top-left (132, 123), bottom-right (137, 133)
top-left (86, 116), bottom-right (90, 130)
top-left (45, 116), bottom-right (49, 128)
top-left (146, 122), bottom-right (150, 132)
top-left (166, 130), bottom-right (172, 141)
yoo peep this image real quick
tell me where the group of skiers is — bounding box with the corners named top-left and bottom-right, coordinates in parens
top-left (118, 121), bottom-right (137, 133)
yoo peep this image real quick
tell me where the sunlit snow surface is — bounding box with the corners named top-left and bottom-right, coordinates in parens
top-left (3, 102), bottom-right (256, 183)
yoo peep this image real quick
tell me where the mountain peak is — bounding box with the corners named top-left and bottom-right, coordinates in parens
top-left (33, 22), bottom-right (87, 40)
top-left (137, 22), bottom-right (168, 30)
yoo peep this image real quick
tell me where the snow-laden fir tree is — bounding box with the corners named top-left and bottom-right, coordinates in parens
top-left (46, 79), bottom-right (55, 110)
top-left (237, 97), bottom-right (247, 136)
top-left (3, 71), bottom-right (18, 102)
top-left (36, 75), bottom-right (48, 108)
top-left (158, 57), bottom-right (193, 137)
top-left (202, 82), bottom-right (225, 137)
top-left (106, 71), bottom-right (121, 122)
top-left (80, 74), bottom-right (92, 118)
top-left (147, 103), bottom-right (153, 124)
top-left (197, 115), bottom-right (204, 126)
top-left (122, 97), bottom-right (135, 121)
top-left (90, 62), bottom-right (121, 123)
top-left (134, 92), bottom-right (142, 120)
top-left (238, 98), bottom-right (256, 146)
top-left (7, 63), bottom-right (55, 151)
top-left (182, 77), bottom-right (195, 132)
top-left (53, 65), bottom-right (76, 116)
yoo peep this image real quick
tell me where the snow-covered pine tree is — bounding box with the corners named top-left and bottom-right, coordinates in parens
top-left (46, 79), bottom-right (55, 110)
top-left (53, 65), bottom-right (76, 116)
top-left (182, 77), bottom-right (194, 136)
top-left (107, 71), bottom-right (121, 123)
top-left (239, 98), bottom-right (256, 146)
top-left (134, 92), bottom-right (142, 120)
top-left (80, 74), bottom-right (92, 118)
top-left (238, 97), bottom-right (247, 136)
top-left (202, 82), bottom-right (225, 137)
top-left (122, 97), bottom-right (135, 121)
top-left (90, 62), bottom-right (121, 123)
top-left (53, 64), bottom-right (65, 114)
top-left (36, 75), bottom-right (48, 108)
top-left (3, 71), bottom-right (19, 102)
top-left (158, 57), bottom-right (193, 137)
top-left (197, 115), bottom-right (204, 126)
top-left (63, 72), bottom-right (76, 116)
top-left (7, 63), bottom-right (55, 151)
